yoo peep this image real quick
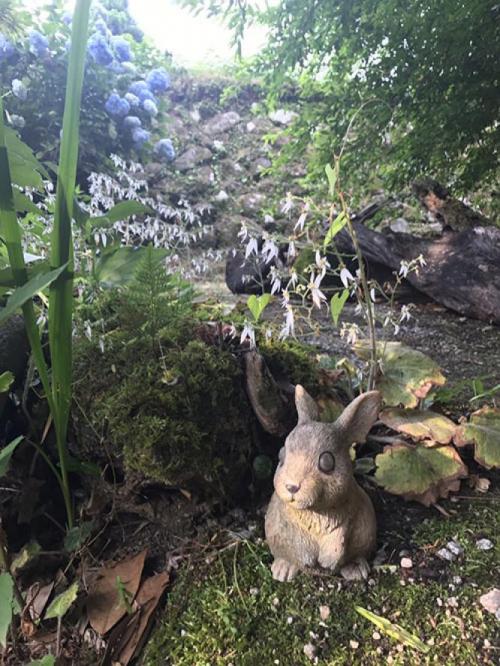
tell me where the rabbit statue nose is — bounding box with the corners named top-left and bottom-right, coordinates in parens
top-left (286, 483), bottom-right (300, 495)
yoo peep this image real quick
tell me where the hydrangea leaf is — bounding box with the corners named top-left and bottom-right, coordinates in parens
top-left (375, 443), bottom-right (467, 506)
top-left (379, 408), bottom-right (457, 444)
top-left (354, 341), bottom-right (446, 408)
top-left (455, 407), bottom-right (500, 469)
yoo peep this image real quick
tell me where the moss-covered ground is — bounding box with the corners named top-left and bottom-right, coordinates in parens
top-left (145, 494), bottom-right (499, 665)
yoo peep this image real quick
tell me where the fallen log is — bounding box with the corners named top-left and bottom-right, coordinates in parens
top-left (335, 224), bottom-right (500, 324)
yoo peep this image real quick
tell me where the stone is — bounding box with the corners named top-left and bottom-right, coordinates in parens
top-left (238, 192), bottom-right (266, 214)
top-left (479, 588), bottom-right (500, 618)
top-left (173, 145), bottom-right (213, 171)
top-left (203, 111), bottom-right (241, 135)
top-left (390, 218), bottom-right (410, 233)
top-left (400, 557), bottom-right (413, 569)
top-left (476, 538), bottom-right (493, 551)
top-left (269, 109), bottom-right (298, 125)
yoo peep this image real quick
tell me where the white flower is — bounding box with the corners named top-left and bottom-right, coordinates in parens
top-left (340, 267), bottom-right (355, 288)
top-left (245, 237), bottom-right (259, 259)
top-left (400, 304), bottom-right (412, 322)
top-left (315, 250), bottom-right (331, 278)
top-left (262, 238), bottom-right (279, 264)
top-left (370, 287), bottom-right (376, 302)
top-left (281, 192), bottom-right (295, 215)
top-left (240, 322), bottom-right (256, 348)
top-left (270, 266), bottom-right (282, 295)
top-left (399, 260), bottom-right (409, 278)
top-left (279, 305), bottom-right (295, 339)
top-left (287, 241), bottom-right (297, 260)
top-left (287, 269), bottom-right (298, 290)
top-left (308, 271), bottom-right (326, 309)
top-left (417, 254), bottom-right (427, 267)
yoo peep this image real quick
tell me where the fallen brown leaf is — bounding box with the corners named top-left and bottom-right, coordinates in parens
top-left (479, 588), bottom-right (500, 616)
top-left (87, 549), bottom-right (147, 635)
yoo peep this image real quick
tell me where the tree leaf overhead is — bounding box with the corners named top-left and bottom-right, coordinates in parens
top-left (375, 443), bottom-right (468, 506)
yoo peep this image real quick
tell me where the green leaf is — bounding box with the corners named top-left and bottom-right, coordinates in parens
top-left (45, 581), bottom-right (79, 620)
top-left (247, 293), bottom-right (271, 322)
top-left (13, 190), bottom-right (42, 215)
top-left (64, 521), bottom-right (94, 553)
top-left (330, 288), bottom-right (349, 326)
top-left (375, 443), bottom-right (467, 506)
top-left (325, 163), bottom-right (338, 198)
top-left (455, 407), bottom-right (500, 469)
top-left (0, 264), bottom-right (67, 325)
top-left (355, 606), bottom-right (430, 653)
top-left (0, 436), bottom-right (23, 477)
top-left (10, 163), bottom-right (44, 190)
top-left (323, 211), bottom-right (347, 249)
top-left (0, 371), bottom-right (14, 393)
top-left (89, 201), bottom-right (152, 228)
top-left (379, 408), bottom-right (458, 445)
top-left (0, 573), bottom-right (13, 648)
top-left (11, 541), bottom-right (41, 573)
top-left (354, 341), bottom-right (446, 408)
top-left (94, 246), bottom-right (168, 287)
top-left (65, 454), bottom-right (101, 477)
top-left (5, 127), bottom-right (49, 179)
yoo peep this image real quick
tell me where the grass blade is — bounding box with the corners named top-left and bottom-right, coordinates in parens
top-left (355, 606), bottom-right (430, 653)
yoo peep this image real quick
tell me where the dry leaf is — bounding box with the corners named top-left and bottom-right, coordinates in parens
top-left (25, 582), bottom-right (54, 624)
top-left (87, 549), bottom-right (147, 635)
top-left (380, 408), bottom-right (457, 444)
top-left (455, 407), bottom-right (500, 469)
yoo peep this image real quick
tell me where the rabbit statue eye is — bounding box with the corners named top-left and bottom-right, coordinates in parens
top-left (318, 451), bottom-right (335, 473)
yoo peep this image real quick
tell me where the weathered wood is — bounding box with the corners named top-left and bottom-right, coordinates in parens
top-left (244, 351), bottom-right (296, 436)
top-left (335, 224), bottom-right (500, 324)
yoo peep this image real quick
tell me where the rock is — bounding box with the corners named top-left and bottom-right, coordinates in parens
top-left (173, 145), bottom-right (213, 171)
top-left (238, 192), bottom-right (266, 214)
top-left (215, 190), bottom-right (229, 202)
top-left (479, 588), bottom-right (500, 618)
top-left (225, 249), bottom-right (272, 294)
top-left (269, 109), bottom-right (298, 125)
top-left (436, 547), bottom-right (455, 561)
top-left (319, 605), bottom-right (330, 621)
top-left (303, 643), bottom-right (317, 660)
top-left (476, 538), bottom-right (494, 551)
top-left (195, 166), bottom-right (215, 187)
top-left (400, 557), bottom-right (413, 569)
top-left (203, 111), bottom-right (241, 135)
top-left (390, 218), bottom-right (410, 233)
top-left (251, 156), bottom-right (272, 176)
top-left (446, 540), bottom-right (464, 556)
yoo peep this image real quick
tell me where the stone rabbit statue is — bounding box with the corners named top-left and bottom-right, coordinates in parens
top-left (265, 385), bottom-right (381, 582)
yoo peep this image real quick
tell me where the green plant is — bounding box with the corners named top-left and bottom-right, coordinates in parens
top-left (0, 0), bottom-right (92, 527)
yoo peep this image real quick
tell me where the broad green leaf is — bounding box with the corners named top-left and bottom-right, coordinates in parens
top-left (0, 436), bottom-right (23, 477)
top-left (10, 163), bottom-right (44, 190)
top-left (354, 341), bottom-right (446, 408)
top-left (65, 454), bottom-right (100, 477)
top-left (89, 201), bottom-right (152, 228)
top-left (355, 606), bottom-right (430, 653)
top-left (247, 293), bottom-right (271, 322)
top-left (323, 211), bottom-right (347, 249)
top-left (455, 407), bottom-right (500, 469)
top-left (0, 573), bottom-right (13, 647)
top-left (330, 288), bottom-right (349, 326)
top-left (325, 163), bottom-right (338, 197)
top-left (11, 541), bottom-right (41, 573)
top-left (45, 581), bottom-right (79, 620)
top-left (94, 246), bottom-right (168, 287)
top-left (0, 371), bottom-right (14, 393)
top-left (5, 127), bottom-right (49, 179)
top-left (379, 408), bottom-right (457, 444)
top-left (13, 190), bottom-right (42, 215)
top-left (64, 521), bottom-right (94, 552)
top-left (29, 657), bottom-right (56, 666)
top-left (0, 264), bottom-right (67, 325)
top-left (375, 443), bottom-right (467, 506)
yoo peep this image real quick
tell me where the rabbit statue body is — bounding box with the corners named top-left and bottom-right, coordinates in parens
top-left (265, 385), bottom-right (381, 582)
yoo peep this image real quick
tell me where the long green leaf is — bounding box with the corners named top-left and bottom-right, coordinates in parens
top-left (0, 371), bottom-right (14, 394)
top-left (323, 211), bottom-right (347, 249)
top-left (0, 573), bottom-right (13, 648)
top-left (88, 200), bottom-right (152, 228)
top-left (48, 0), bottom-right (91, 529)
top-left (0, 264), bottom-right (67, 325)
top-left (355, 606), bottom-right (430, 653)
top-left (0, 436), bottom-right (23, 477)
top-left (0, 98), bottom-right (53, 414)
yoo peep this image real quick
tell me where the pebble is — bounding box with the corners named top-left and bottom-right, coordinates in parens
top-left (400, 557), bottom-right (413, 569)
top-left (272, 597), bottom-right (280, 607)
top-left (452, 575), bottom-right (463, 585)
top-left (249, 587), bottom-right (259, 596)
top-left (303, 643), bottom-right (317, 660)
top-left (476, 538), bottom-right (493, 551)
top-left (372, 631), bottom-right (381, 640)
top-left (349, 640), bottom-right (359, 649)
top-left (436, 547), bottom-right (454, 561)
top-left (286, 616), bottom-right (294, 624)
top-left (446, 540), bottom-right (464, 556)
top-left (447, 596), bottom-right (459, 608)
top-left (319, 605), bottom-right (330, 621)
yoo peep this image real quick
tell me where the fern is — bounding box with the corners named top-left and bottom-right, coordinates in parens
top-left (123, 246), bottom-right (194, 347)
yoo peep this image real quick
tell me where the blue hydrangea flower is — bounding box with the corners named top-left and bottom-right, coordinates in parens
top-left (112, 35), bottom-right (133, 62)
top-left (10, 114), bottom-right (25, 129)
top-left (154, 139), bottom-right (176, 162)
top-left (146, 68), bottom-right (170, 94)
top-left (94, 18), bottom-right (110, 38)
top-left (124, 92), bottom-right (140, 108)
top-left (143, 99), bottom-right (158, 117)
top-left (123, 115), bottom-right (141, 130)
top-left (105, 93), bottom-right (130, 117)
top-left (88, 32), bottom-right (114, 66)
top-left (132, 128), bottom-right (151, 146)
top-left (12, 79), bottom-right (28, 101)
top-left (29, 30), bottom-right (49, 58)
top-left (128, 80), bottom-right (157, 103)
top-left (108, 60), bottom-right (125, 74)
top-left (0, 33), bottom-right (15, 60)
top-left (62, 11), bottom-right (72, 25)
top-left (121, 61), bottom-right (136, 74)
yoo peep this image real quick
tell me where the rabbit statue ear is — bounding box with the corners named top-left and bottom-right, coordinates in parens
top-left (335, 391), bottom-right (381, 444)
top-left (295, 385), bottom-right (320, 424)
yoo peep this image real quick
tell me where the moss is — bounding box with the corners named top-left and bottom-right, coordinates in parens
top-left (145, 497), bottom-right (499, 665)
top-left (260, 338), bottom-right (320, 396)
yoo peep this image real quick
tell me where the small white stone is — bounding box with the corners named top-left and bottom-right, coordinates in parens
top-left (246, 121), bottom-right (256, 132)
top-left (215, 190), bottom-right (229, 202)
top-left (272, 597), bottom-right (280, 607)
top-left (249, 587), bottom-right (259, 596)
top-left (476, 538), bottom-right (493, 551)
top-left (303, 643), bottom-right (317, 660)
top-left (452, 575), bottom-right (463, 585)
top-left (319, 605), bottom-right (330, 621)
top-left (372, 631), bottom-right (381, 640)
top-left (447, 597), bottom-right (459, 608)
top-left (400, 557), bottom-right (413, 569)
top-left (436, 597), bottom-right (443, 607)
top-left (436, 547), bottom-right (454, 561)
top-left (446, 540), bottom-right (463, 556)
top-left (287, 616), bottom-right (294, 624)
top-left (349, 640), bottom-right (359, 649)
